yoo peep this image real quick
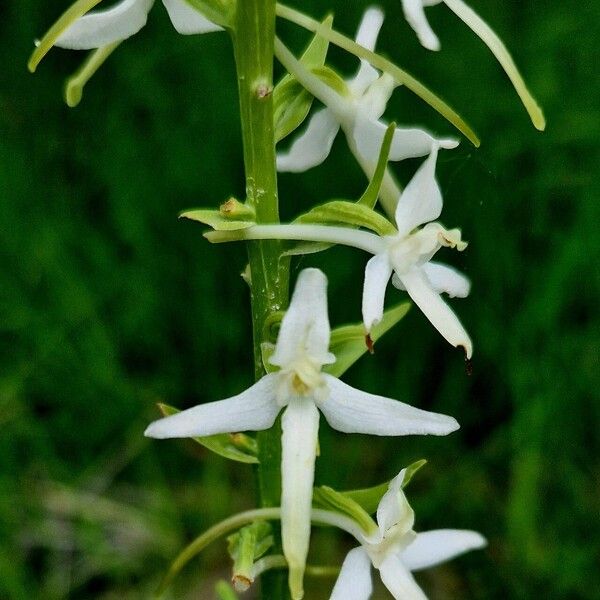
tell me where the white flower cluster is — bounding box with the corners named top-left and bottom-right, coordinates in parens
top-left (34, 2), bottom-right (521, 598)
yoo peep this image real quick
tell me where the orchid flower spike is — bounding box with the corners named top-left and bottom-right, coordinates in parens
top-left (329, 467), bottom-right (487, 600)
top-left (399, 0), bottom-right (546, 129)
top-left (29, 0), bottom-right (221, 72)
top-left (275, 7), bottom-right (458, 179)
top-left (145, 268), bottom-right (459, 599)
top-left (218, 148), bottom-right (472, 357)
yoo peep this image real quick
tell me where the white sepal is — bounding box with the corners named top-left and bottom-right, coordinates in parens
top-left (271, 268), bottom-right (335, 369)
top-left (394, 145), bottom-right (442, 236)
top-left (376, 470), bottom-right (414, 537)
top-left (276, 108), bottom-right (340, 173)
top-left (421, 261), bottom-right (471, 297)
top-left (144, 374), bottom-right (279, 438)
top-left (320, 375), bottom-right (459, 436)
top-left (330, 547), bottom-right (373, 600)
top-left (401, 529), bottom-right (487, 571)
top-left (398, 267), bottom-right (473, 357)
top-left (378, 553), bottom-right (428, 600)
top-left (401, 0), bottom-right (442, 51)
top-left (161, 0), bottom-right (222, 34)
top-left (55, 0), bottom-right (154, 49)
top-left (362, 253), bottom-right (393, 332)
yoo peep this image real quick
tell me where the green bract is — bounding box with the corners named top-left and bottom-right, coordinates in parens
top-left (295, 200), bottom-right (395, 236)
top-left (325, 302), bottom-right (410, 378)
top-left (342, 459), bottom-right (427, 514)
top-left (273, 14), bottom-right (333, 142)
top-left (313, 486), bottom-right (378, 538)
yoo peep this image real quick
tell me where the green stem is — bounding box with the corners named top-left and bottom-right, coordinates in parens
top-left (231, 1), bottom-right (289, 598)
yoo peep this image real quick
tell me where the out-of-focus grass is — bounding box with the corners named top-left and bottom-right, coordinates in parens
top-left (0, 0), bottom-right (598, 598)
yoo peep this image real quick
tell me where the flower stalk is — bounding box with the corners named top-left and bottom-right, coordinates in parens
top-left (230, 1), bottom-right (289, 597)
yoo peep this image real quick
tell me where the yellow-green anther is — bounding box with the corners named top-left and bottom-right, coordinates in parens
top-left (64, 40), bottom-right (121, 107)
top-left (28, 0), bottom-right (105, 72)
top-left (443, 0), bottom-right (545, 130)
top-left (275, 3), bottom-right (480, 147)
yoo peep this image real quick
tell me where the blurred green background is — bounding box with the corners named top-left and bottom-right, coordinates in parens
top-left (1, 0), bottom-right (598, 598)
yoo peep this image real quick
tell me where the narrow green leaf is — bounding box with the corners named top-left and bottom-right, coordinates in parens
top-left (342, 460), bottom-right (427, 514)
top-left (324, 302), bottom-right (410, 378)
top-left (179, 208), bottom-right (255, 231)
top-left (215, 580), bottom-right (240, 600)
top-left (158, 404), bottom-right (259, 464)
top-left (295, 200), bottom-right (395, 236)
top-left (273, 14), bottom-right (333, 142)
top-left (342, 482), bottom-right (388, 515)
top-left (357, 122), bottom-right (395, 209)
top-left (313, 486), bottom-right (377, 536)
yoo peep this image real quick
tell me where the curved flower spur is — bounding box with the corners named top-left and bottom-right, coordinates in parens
top-left (328, 467), bottom-right (486, 599)
top-left (398, 0), bottom-right (545, 129)
top-left (145, 268), bottom-right (459, 599)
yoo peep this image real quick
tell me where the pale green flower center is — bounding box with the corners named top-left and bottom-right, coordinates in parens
top-left (276, 355), bottom-right (327, 406)
top-left (366, 525), bottom-right (417, 568)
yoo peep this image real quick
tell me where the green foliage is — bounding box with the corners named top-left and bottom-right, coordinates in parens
top-left (1, 0), bottom-right (598, 599)
top-left (273, 14), bottom-right (333, 142)
top-left (342, 459), bottom-right (427, 515)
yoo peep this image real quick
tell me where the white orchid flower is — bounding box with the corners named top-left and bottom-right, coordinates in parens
top-left (275, 8), bottom-right (458, 184)
top-left (53, 0), bottom-right (221, 51)
top-left (213, 147), bottom-right (472, 358)
top-left (330, 468), bottom-right (486, 600)
top-left (145, 268), bottom-right (459, 600)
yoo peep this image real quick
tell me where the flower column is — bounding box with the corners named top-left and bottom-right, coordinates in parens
top-left (230, 1), bottom-right (289, 598)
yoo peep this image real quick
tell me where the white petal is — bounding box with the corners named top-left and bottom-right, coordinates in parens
top-left (277, 109), bottom-right (340, 173)
top-left (55, 0), bottom-right (154, 49)
top-left (358, 74), bottom-right (397, 121)
top-left (378, 553), bottom-right (428, 600)
top-left (162, 0), bottom-right (222, 34)
top-left (144, 375), bottom-right (279, 438)
top-left (393, 262), bottom-right (470, 298)
top-left (348, 7), bottom-right (385, 96)
top-left (402, 529), bottom-right (487, 571)
top-left (281, 399), bottom-right (320, 600)
top-left (270, 268), bottom-right (335, 368)
top-left (399, 267), bottom-right (473, 358)
top-left (355, 6), bottom-right (385, 51)
top-left (320, 374), bottom-right (459, 436)
top-left (362, 253), bottom-right (393, 333)
top-left (376, 470), bottom-right (414, 536)
top-left (330, 547), bottom-right (373, 600)
top-left (352, 115), bottom-right (457, 172)
top-left (401, 0), bottom-right (441, 51)
top-left (422, 262), bottom-right (470, 297)
top-left (395, 146), bottom-right (443, 235)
